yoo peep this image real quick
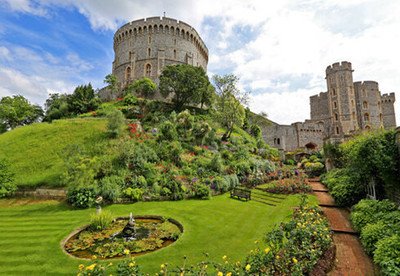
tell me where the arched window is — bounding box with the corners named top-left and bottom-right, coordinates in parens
top-left (365, 125), bottom-right (371, 130)
top-left (336, 127), bottom-right (340, 135)
top-left (379, 113), bottom-right (383, 122)
top-left (148, 36), bottom-right (151, 44)
top-left (332, 88), bottom-right (336, 96)
top-left (352, 111), bottom-right (356, 121)
top-left (277, 138), bottom-right (280, 145)
top-left (148, 48), bottom-right (151, 57)
top-left (173, 49), bottom-right (177, 59)
top-left (364, 113), bottom-right (370, 122)
top-left (351, 100), bottom-right (355, 107)
top-left (335, 113), bottom-right (339, 121)
top-left (363, 101), bottom-right (368, 109)
top-left (145, 64), bottom-right (151, 77)
top-left (125, 67), bottom-right (131, 82)
top-left (333, 101), bottom-right (337, 109)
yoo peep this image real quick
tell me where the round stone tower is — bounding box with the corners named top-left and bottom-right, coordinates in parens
top-left (112, 16), bottom-right (208, 89)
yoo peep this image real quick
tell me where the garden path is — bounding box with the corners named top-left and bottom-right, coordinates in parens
top-left (308, 179), bottom-right (376, 276)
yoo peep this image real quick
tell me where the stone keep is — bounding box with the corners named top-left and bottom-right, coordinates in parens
top-left (112, 16), bottom-right (208, 88)
top-left (263, 61), bottom-right (397, 152)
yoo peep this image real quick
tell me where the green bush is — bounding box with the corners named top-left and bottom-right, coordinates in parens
top-left (304, 161), bottom-right (325, 177)
top-left (374, 235), bottom-right (400, 275)
top-left (211, 176), bottom-right (230, 193)
top-left (123, 94), bottom-right (138, 105)
top-left (208, 154), bottom-right (223, 173)
top-left (361, 221), bottom-right (394, 255)
top-left (98, 175), bottom-right (124, 203)
top-left (330, 181), bottom-right (364, 207)
top-left (89, 210), bottom-right (113, 231)
top-left (0, 159), bottom-right (16, 198)
top-left (193, 183), bottom-right (211, 199)
top-left (351, 199), bottom-right (398, 231)
top-left (106, 109), bottom-right (125, 138)
top-left (123, 187), bottom-right (143, 201)
top-left (67, 185), bottom-right (98, 209)
top-left (224, 174), bottom-right (239, 190)
top-left (158, 120), bottom-right (178, 141)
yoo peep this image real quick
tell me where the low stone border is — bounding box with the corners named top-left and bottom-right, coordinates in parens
top-left (60, 214), bottom-right (184, 260)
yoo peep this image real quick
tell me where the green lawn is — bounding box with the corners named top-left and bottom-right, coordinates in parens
top-left (0, 193), bottom-right (316, 275)
top-left (0, 118), bottom-right (107, 188)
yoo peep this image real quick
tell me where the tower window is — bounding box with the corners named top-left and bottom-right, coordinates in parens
top-left (379, 113), bottom-right (383, 122)
top-left (148, 36), bottom-right (151, 43)
top-left (148, 48), bottom-right (151, 57)
top-left (336, 127), bottom-right (340, 135)
top-left (363, 101), bottom-right (368, 109)
top-left (333, 101), bottom-right (337, 109)
top-left (352, 112), bottom-right (356, 121)
top-left (332, 88), bottom-right (336, 96)
top-left (335, 113), bottom-right (339, 121)
top-left (351, 100), bottom-right (355, 107)
top-left (125, 67), bottom-right (131, 82)
top-left (364, 113), bottom-right (370, 122)
top-left (145, 64), bottom-right (151, 77)
top-left (174, 49), bottom-right (177, 59)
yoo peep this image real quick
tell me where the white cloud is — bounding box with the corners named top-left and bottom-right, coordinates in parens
top-left (1, 0), bottom-right (400, 125)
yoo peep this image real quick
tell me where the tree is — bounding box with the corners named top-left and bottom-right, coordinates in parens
top-left (68, 83), bottom-right (100, 114)
top-left (128, 77), bottom-right (157, 98)
top-left (200, 84), bottom-right (215, 109)
top-left (212, 74), bottom-right (248, 140)
top-left (0, 95), bottom-right (44, 132)
top-left (159, 64), bottom-right (210, 111)
top-left (104, 74), bottom-right (119, 98)
top-left (0, 159), bottom-right (16, 198)
top-left (43, 93), bottom-right (71, 122)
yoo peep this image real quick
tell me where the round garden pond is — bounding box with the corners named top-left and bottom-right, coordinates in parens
top-left (63, 215), bottom-right (183, 259)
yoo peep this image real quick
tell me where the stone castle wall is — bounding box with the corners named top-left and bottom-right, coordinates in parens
top-left (112, 16), bottom-right (208, 88)
top-left (264, 61), bottom-right (397, 152)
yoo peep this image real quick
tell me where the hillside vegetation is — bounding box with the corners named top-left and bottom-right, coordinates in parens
top-left (0, 118), bottom-right (107, 188)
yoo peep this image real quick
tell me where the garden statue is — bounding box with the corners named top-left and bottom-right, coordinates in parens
top-left (120, 212), bottom-right (137, 240)
top-left (95, 196), bottom-right (103, 214)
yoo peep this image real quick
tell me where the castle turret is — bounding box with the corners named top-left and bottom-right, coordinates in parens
top-left (354, 81), bottom-right (382, 130)
top-left (325, 61), bottom-right (358, 136)
top-left (381, 93), bottom-right (396, 128)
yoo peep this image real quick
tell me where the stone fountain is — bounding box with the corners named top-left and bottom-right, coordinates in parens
top-left (111, 213), bottom-right (149, 241)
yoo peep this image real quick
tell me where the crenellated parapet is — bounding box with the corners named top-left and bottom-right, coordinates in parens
top-left (325, 61), bottom-right (353, 75)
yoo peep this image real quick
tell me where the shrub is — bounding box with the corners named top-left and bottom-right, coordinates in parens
top-left (98, 175), bottom-right (124, 203)
top-left (374, 235), bottom-right (400, 275)
top-left (265, 177), bottom-right (312, 194)
top-left (304, 161), bottom-right (325, 177)
top-left (158, 120), bottom-right (178, 141)
top-left (106, 109), bottom-right (125, 138)
top-left (89, 210), bottom-right (113, 231)
top-left (208, 154), bottom-right (223, 173)
top-left (67, 185), bottom-right (98, 209)
top-left (123, 187), bottom-right (143, 201)
top-left (360, 221), bottom-right (394, 255)
top-left (224, 174), bottom-right (239, 190)
top-left (330, 181), bottom-right (364, 207)
top-left (0, 159), bottom-right (16, 198)
top-left (211, 176), bottom-right (230, 193)
top-left (123, 94), bottom-right (138, 105)
top-left (351, 199), bottom-right (398, 231)
top-left (193, 183), bottom-right (211, 199)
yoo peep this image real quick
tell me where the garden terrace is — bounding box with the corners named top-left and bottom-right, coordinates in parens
top-left (0, 194), bottom-right (316, 274)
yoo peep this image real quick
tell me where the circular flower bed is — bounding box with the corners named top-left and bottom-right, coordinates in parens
top-left (63, 215), bottom-right (183, 259)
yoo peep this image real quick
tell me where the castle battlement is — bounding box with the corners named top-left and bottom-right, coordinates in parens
top-left (381, 93), bottom-right (396, 102)
top-left (326, 61), bottom-right (353, 75)
top-left (114, 16), bottom-right (208, 62)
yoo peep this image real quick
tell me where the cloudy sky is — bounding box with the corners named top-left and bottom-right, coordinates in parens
top-left (0, 0), bottom-right (399, 125)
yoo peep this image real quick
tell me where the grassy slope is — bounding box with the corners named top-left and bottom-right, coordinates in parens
top-left (0, 194), bottom-right (317, 275)
top-left (0, 118), bottom-right (107, 188)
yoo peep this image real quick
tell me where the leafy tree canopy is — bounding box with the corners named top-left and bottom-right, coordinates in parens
top-left (159, 64), bottom-right (211, 111)
top-left (0, 95), bottom-right (43, 132)
top-left (104, 74), bottom-right (119, 98)
top-left (128, 77), bottom-right (157, 98)
top-left (68, 83), bottom-right (100, 114)
top-left (212, 74), bottom-right (248, 140)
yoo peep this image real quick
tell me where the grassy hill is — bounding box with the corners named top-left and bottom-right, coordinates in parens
top-left (0, 118), bottom-right (107, 188)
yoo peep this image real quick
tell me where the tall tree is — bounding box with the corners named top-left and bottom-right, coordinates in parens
top-left (0, 95), bottom-right (43, 132)
top-left (68, 83), bottom-right (100, 114)
top-left (43, 93), bottom-right (70, 122)
top-left (212, 74), bottom-right (248, 140)
top-left (159, 64), bottom-right (210, 111)
top-left (104, 74), bottom-right (119, 98)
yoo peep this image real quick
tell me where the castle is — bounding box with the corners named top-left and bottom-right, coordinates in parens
top-left (263, 61), bottom-right (397, 152)
top-left (112, 16), bottom-right (208, 88)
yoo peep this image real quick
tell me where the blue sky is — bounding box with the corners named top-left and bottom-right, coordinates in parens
top-left (0, 0), bottom-right (399, 125)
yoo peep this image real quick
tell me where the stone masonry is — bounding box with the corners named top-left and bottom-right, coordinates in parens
top-left (112, 16), bottom-right (208, 89)
top-left (263, 61), bottom-right (397, 152)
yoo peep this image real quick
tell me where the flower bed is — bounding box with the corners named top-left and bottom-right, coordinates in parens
top-left (262, 176), bottom-right (312, 194)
